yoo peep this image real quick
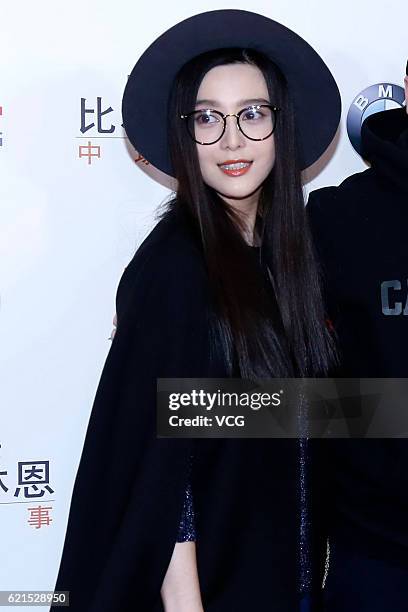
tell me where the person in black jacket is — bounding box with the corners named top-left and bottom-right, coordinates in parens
top-left (307, 61), bottom-right (408, 611)
top-left (50, 10), bottom-right (341, 612)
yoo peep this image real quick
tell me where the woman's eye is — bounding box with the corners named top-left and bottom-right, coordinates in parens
top-left (195, 112), bottom-right (218, 125)
top-left (242, 109), bottom-right (263, 121)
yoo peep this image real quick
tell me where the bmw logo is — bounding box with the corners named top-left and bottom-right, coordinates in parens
top-left (347, 83), bottom-right (405, 156)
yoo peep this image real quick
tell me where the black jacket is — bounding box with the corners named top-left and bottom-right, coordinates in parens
top-left (50, 205), bottom-right (302, 612)
top-left (307, 107), bottom-right (408, 611)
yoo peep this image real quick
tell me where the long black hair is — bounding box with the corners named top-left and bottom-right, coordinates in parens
top-left (162, 47), bottom-right (336, 379)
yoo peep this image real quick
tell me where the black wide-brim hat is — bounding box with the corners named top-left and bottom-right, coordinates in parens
top-left (122, 9), bottom-right (341, 174)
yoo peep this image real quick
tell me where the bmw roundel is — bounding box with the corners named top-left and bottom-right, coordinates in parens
top-left (347, 83), bottom-right (405, 156)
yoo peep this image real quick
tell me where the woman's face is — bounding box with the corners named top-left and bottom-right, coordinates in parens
top-left (194, 63), bottom-right (276, 211)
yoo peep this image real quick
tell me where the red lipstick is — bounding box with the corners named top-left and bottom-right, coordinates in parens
top-left (218, 159), bottom-right (253, 177)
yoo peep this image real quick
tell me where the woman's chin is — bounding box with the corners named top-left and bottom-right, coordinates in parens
top-left (215, 182), bottom-right (262, 202)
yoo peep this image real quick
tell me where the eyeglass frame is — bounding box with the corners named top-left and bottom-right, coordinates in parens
top-left (180, 104), bottom-right (281, 145)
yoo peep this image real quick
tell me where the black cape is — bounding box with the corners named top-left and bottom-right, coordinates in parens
top-left (50, 206), bottom-right (303, 612)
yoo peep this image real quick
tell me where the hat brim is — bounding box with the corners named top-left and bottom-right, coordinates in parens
top-left (122, 8), bottom-right (341, 173)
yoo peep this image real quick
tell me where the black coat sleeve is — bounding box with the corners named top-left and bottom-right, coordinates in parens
top-left (50, 234), bottom-right (213, 612)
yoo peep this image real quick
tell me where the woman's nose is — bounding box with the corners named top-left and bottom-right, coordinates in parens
top-left (221, 115), bottom-right (245, 149)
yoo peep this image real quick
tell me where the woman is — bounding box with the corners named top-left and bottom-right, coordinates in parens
top-left (51, 9), bottom-right (340, 612)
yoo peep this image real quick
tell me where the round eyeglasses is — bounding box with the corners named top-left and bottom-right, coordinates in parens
top-left (180, 104), bottom-right (280, 145)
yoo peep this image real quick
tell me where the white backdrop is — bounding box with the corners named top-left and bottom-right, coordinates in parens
top-left (0, 0), bottom-right (406, 608)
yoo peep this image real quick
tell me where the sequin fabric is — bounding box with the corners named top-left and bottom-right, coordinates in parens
top-left (298, 388), bottom-right (312, 595)
top-left (176, 453), bottom-right (196, 542)
top-left (299, 436), bottom-right (311, 593)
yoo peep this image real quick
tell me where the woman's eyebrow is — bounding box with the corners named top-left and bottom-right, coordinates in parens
top-left (195, 97), bottom-right (270, 107)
